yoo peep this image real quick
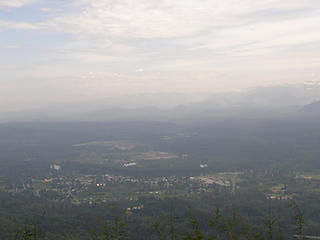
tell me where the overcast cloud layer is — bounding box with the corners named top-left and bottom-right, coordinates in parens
top-left (1, 0), bottom-right (320, 111)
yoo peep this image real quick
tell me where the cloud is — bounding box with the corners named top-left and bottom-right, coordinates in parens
top-left (2, 0), bottom-right (319, 51)
top-left (0, 0), bottom-right (38, 9)
top-left (0, 20), bottom-right (42, 30)
top-left (0, 44), bottom-right (20, 49)
top-left (191, 14), bottom-right (320, 56)
top-left (40, 0), bottom-right (320, 61)
top-left (49, 0), bottom-right (319, 39)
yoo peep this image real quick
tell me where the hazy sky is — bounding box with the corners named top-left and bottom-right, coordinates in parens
top-left (1, 0), bottom-right (320, 111)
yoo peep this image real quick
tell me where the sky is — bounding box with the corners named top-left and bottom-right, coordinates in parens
top-left (0, 0), bottom-right (320, 111)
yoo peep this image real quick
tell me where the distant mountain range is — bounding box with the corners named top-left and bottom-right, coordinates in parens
top-left (1, 83), bottom-right (320, 123)
top-left (301, 100), bottom-right (320, 112)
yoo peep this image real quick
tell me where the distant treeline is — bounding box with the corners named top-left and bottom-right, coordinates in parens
top-left (14, 201), bottom-right (305, 240)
